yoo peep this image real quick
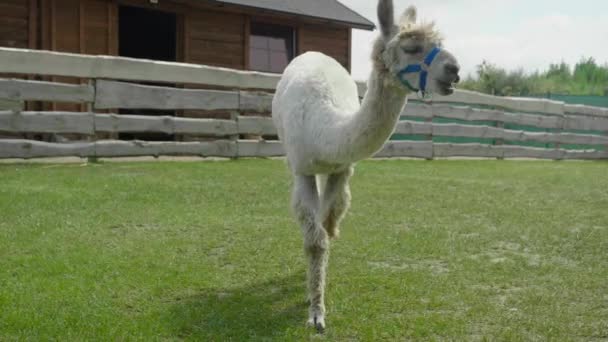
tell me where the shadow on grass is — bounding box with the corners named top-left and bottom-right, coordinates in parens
top-left (166, 272), bottom-right (307, 340)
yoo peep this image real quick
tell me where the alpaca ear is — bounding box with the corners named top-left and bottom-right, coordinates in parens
top-left (399, 6), bottom-right (417, 27)
top-left (377, 0), bottom-right (395, 40)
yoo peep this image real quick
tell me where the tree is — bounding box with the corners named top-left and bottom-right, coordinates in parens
top-left (460, 58), bottom-right (608, 96)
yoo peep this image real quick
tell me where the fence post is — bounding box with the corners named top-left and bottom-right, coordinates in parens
top-left (230, 110), bottom-right (240, 159)
top-left (495, 106), bottom-right (504, 160)
top-left (232, 91), bottom-right (242, 159)
top-left (0, 99), bottom-right (24, 141)
top-left (555, 102), bottom-right (566, 161)
top-left (87, 79), bottom-right (98, 163)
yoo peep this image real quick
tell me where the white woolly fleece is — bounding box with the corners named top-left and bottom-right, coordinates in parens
top-left (272, 51), bottom-right (406, 175)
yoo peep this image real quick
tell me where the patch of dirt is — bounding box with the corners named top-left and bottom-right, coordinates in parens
top-left (469, 240), bottom-right (544, 267)
top-left (460, 232), bottom-right (480, 239)
top-left (368, 258), bottom-right (449, 274)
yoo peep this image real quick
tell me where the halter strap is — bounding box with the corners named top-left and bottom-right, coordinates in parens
top-left (423, 47), bottom-right (441, 65)
top-left (396, 47), bottom-right (441, 95)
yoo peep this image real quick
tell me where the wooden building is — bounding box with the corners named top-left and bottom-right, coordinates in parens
top-left (0, 0), bottom-right (373, 141)
top-left (0, 0), bottom-right (374, 73)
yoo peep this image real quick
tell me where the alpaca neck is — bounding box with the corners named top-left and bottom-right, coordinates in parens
top-left (342, 67), bottom-right (409, 162)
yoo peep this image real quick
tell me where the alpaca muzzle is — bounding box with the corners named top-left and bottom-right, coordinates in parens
top-left (396, 46), bottom-right (441, 96)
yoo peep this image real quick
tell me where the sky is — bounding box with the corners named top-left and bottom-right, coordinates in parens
top-left (339, 0), bottom-right (608, 81)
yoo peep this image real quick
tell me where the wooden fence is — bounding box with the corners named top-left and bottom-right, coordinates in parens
top-left (1, 47), bottom-right (607, 160)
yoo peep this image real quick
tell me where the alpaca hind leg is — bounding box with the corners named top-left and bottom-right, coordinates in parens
top-left (321, 167), bottom-right (353, 238)
top-left (292, 174), bottom-right (329, 332)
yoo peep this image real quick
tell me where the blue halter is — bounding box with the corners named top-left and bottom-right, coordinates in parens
top-left (396, 47), bottom-right (441, 95)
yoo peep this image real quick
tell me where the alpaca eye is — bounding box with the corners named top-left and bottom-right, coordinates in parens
top-left (403, 45), bottom-right (423, 54)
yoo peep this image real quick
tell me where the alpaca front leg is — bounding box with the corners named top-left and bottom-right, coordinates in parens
top-left (292, 174), bottom-right (329, 332)
top-left (321, 167), bottom-right (353, 238)
top-left (304, 231), bottom-right (328, 332)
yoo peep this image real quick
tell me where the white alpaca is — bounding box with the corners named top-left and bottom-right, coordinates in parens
top-left (272, 0), bottom-right (460, 332)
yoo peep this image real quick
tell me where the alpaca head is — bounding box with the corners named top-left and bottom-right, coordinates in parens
top-left (376, 1), bottom-right (460, 95)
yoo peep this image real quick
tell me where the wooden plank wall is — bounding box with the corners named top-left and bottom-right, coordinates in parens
top-left (82, 0), bottom-right (116, 55)
top-left (40, 0), bottom-right (115, 55)
top-left (186, 10), bottom-right (246, 70)
top-left (0, 0), bottom-right (36, 136)
top-left (1, 0), bottom-right (352, 73)
top-left (299, 25), bottom-right (350, 70)
top-left (0, 0), bottom-right (31, 49)
top-left (0, 0), bottom-right (37, 81)
top-left (39, 0), bottom-right (116, 113)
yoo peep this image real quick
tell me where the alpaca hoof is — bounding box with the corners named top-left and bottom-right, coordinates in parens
top-left (307, 315), bottom-right (326, 333)
top-left (325, 227), bottom-right (339, 239)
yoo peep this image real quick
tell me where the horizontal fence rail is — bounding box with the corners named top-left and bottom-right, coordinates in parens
top-left (0, 78), bottom-right (95, 103)
top-left (2, 138), bottom-right (605, 160)
top-left (0, 47), bottom-right (279, 90)
top-left (0, 47), bottom-right (607, 160)
top-left (0, 139), bottom-right (286, 159)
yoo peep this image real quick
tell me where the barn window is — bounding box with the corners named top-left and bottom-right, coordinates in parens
top-left (249, 22), bottom-right (295, 73)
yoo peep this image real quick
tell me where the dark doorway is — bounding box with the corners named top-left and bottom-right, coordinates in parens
top-left (119, 6), bottom-right (176, 62)
top-left (118, 6), bottom-right (177, 141)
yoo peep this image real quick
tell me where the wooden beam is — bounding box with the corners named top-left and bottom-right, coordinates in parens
top-left (94, 140), bottom-right (236, 158)
top-left (0, 139), bottom-right (237, 158)
top-left (565, 104), bottom-right (608, 118)
top-left (237, 140), bottom-right (284, 157)
top-left (433, 143), bottom-right (502, 158)
top-left (0, 139), bottom-right (95, 158)
top-left (374, 141), bottom-right (433, 159)
top-left (0, 111), bottom-right (240, 136)
top-left (94, 80), bottom-right (240, 110)
top-left (0, 78), bottom-right (95, 102)
top-left (0, 111), bottom-right (95, 134)
top-left (395, 120), bottom-right (608, 145)
top-left (402, 103), bottom-right (566, 130)
top-left (563, 115), bottom-right (608, 131)
top-left (0, 100), bottom-right (23, 112)
top-left (358, 82), bottom-right (565, 116)
top-left (1, 137), bottom-right (606, 160)
top-left (0, 47), bottom-right (280, 90)
top-left (95, 114), bottom-right (237, 136)
top-left (237, 116), bottom-right (275, 135)
top-left (239, 91), bottom-right (273, 113)
top-left (393, 120), bottom-right (432, 135)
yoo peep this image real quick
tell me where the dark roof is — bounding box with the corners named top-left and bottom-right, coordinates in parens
top-left (205, 0), bottom-right (375, 30)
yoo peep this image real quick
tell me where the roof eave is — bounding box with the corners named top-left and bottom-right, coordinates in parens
top-left (327, 20), bottom-right (375, 30)
top-left (205, 0), bottom-right (376, 31)
top-left (345, 22), bottom-right (376, 31)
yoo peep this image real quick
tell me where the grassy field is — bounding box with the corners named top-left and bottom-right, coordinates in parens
top-left (1, 159), bottom-right (607, 340)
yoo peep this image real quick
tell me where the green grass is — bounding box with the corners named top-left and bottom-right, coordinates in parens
top-left (1, 159), bottom-right (607, 340)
